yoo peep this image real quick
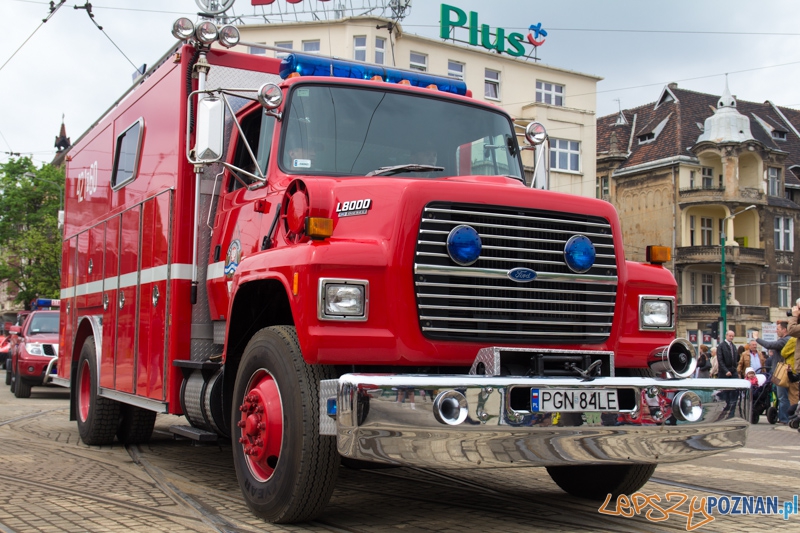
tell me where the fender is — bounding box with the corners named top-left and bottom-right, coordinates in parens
top-left (75, 314), bottom-right (104, 374)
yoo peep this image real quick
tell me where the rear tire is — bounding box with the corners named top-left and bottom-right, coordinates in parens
top-left (231, 326), bottom-right (338, 523)
top-left (116, 404), bottom-right (157, 444)
top-left (5, 363), bottom-right (12, 385)
top-left (547, 463), bottom-right (657, 500)
top-left (750, 412), bottom-right (760, 424)
top-left (76, 337), bottom-right (120, 445)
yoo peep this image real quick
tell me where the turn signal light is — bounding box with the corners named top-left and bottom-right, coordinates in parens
top-left (307, 217), bottom-right (333, 240)
top-left (646, 245), bottom-right (671, 264)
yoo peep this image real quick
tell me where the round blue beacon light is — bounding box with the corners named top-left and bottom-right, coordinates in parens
top-left (564, 235), bottom-right (596, 273)
top-left (447, 225), bottom-right (482, 266)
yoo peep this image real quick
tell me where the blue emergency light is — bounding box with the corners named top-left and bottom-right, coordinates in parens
top-left (279, 53), bottom-right (468, 96)
top-left (30, 298), bottom-right (60, 310)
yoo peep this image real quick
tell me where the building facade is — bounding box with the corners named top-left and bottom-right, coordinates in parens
top-left (233, 14), bottom-right (601, 196)
top-left (597, 82), bottom-right (800, 341)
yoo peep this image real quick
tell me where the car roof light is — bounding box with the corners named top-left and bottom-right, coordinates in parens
top-left (279, 53), bottom-right (467, 96)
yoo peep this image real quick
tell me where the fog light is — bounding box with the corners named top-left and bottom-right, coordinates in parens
top-left (171, 18), bottom-right (195, 40)
top-left (195, 21), bottom-right (218, 44)
top-left (433, 390), bottom-right (468, 425)
top-left (673, 390), bottom-right (702, 422)
top-left (28, 366), bottom-right (35, 373)
top-left (218, 25), bottom-right (240, 48)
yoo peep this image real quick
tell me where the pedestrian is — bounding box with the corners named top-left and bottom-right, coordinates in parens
top-left (710, 346), bottom-right (719, 378)
top-left (717, 330), bottom-right (739, 417)
top-left (754, 321), bottom-right (792, 423)
top-left (785, 298), bottom-right (800, 413)
top-left (695, 344), bottom-right (711, 378)
top-left (745, 367), bottom-right (758, 387)
top-left (737, 340), bottom-right (766, 378)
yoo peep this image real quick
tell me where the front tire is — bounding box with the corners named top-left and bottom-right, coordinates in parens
top-left (14, 364), bottom-right (31, 398)
top-left (76, 337), bottom-right (120, 445)
top-left (5, 362), bottom-right (12, 385)
top-left (546, 463), bottom-right (657, 500)
top-left (231, 326), bottom-right (338, 523)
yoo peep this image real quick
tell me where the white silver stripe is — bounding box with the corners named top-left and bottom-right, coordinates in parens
top-left (207, 261), bottom-right (225, 281)
top-left (60, 263), bottom-right (197, 299)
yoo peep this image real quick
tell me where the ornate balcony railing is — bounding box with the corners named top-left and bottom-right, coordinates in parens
top-left (675, 246), bottom-right (765, 265)
top-left (678, 304), bottom-right (769, 321)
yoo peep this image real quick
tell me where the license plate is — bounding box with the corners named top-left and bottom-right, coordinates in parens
top-left (531, 388), bottom-right (619, 412)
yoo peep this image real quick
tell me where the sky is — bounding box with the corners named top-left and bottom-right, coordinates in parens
top-left (2, 0), bottom-right (800, 167)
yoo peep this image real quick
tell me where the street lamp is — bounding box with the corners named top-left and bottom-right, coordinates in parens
top-left (720, 204), bottom-right (756, 335)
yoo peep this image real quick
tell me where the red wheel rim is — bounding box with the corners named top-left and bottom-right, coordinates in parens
top-left (238, 369), bottom-right (283, 482)
top-left (78, 359), bottom-right (91, 422)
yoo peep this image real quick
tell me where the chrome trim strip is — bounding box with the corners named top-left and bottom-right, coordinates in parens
top-left (418, 231), bottom-right (617, 250)
top-left (420, 315), bottom-right (614, 327)
top-left (414, 263), bottom-right (618, 285)
top-left (50, 376), bottom-right (70, 388)
top-left (421, 218), bottom-right (613, 240)
top-left (419, 305), bottom-right (615, 317)
top-left (423, 206), bottom-right (614, 229)
top-left (416, 251), bottom-right (617, 267)
top-left (416, 281), bottom-right (614, 296)
top-left (98, 388), bottom-right (169, 413)
top-left (330, 374), bottom-right (750, 468)
top-left (421, 326), bottom-right (610, 336)
top-left (418, 294), bottom-right (615, 307)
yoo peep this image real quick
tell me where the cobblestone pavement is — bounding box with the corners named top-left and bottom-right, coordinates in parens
top-left (1, 382), bottom-right (798, 532)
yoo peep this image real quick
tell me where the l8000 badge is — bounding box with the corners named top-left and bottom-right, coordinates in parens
top-left (336, 199), bottom-right (372, 217)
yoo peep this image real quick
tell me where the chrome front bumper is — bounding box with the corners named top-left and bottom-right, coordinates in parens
top-left (320, 375), bottom-right (750, 468)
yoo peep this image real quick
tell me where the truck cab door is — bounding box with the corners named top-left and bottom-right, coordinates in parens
top-left (207, 107), bottom-right (278, 321)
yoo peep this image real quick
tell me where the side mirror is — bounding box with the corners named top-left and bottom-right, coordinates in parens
top-left (9, 325), bottom-right (21, 336)
top-left (194, 95), bottom-right (225, 162)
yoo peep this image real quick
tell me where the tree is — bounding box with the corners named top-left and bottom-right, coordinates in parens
top-left (0, 157), bottom-right (63, 309)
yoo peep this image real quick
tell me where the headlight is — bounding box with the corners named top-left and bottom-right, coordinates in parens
top-left (26, 343), bottom-right (44, 355)
top-left (639, 296), bottom-right (674, 330)
top-left (319, 279), bottom-right (368, 320)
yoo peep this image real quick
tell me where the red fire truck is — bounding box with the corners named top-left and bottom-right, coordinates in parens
top-left (56, 16), bottom-right (750, 524)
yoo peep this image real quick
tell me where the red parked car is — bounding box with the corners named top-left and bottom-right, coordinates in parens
top-left (9, 310), bottom-right (59, 398)
top-left (0, 335), bottom-right (11, 369)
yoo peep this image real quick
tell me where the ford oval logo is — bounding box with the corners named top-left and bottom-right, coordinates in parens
top-left (508, 268), bottom-right (537, 283)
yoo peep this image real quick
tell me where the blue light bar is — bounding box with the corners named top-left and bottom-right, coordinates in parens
top-left (31, 298), bottom-right (60, 310)
top-left (279, 53), bottom-right (468, 96)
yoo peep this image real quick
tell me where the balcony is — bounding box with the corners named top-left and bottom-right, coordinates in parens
top-left (675, 246), bottom-right (765, 266)
top-left (678, 304), bottom-right (770, 322)
top-left (678, 186), bottom-right (724, 204)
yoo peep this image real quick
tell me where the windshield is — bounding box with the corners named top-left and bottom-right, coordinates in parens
top-left (28, 313), bottom-right (59, 335)
top-left (280, 84), bottom-right (523, 179)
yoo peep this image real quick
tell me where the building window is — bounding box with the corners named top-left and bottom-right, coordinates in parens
top-left (596, 175), bottom-right (609, 199)
top-left (700, 217), bottom-right (713, 246)
top-left (778, 274), bottom-right (791, 308)
top-left (111, 119), bottom-right (143, 189)
top-left (772, 130), bottom-right (787, 141)
top-left (409, 52), bottom-right (427, 71)
top-left (248, 43), bottom-right (266, 55)
top-left (690, 170), bottom-right (696, 188)
top-left (690, 272), bottom-right (697, 304)
top-left (447, 60), bottom-right (464, 80)
top-left (702, 167), bottom-right (714, 188)
top-left (375, 37), bottom-right (386, 64)
top-left (536, 81), bottom-right (564, 106)
top-left (701, 274), bottom-right (714, 304)
top-left (274, 41), bottom-right (293, 59)
top-left (768, 167), bottom-right (781, 196)
top-left (550, 139), bottom-right (580, 172)
top-left (485, 69), bottom-right (500, 100)
top-left (689, 216), bottom-right (696, 246)
top-left (302, 40), bottom-right (320, 53)
top-left (353, 36), bottom-right (366, 61)
top-left (775, 216), bottom-right (794, 251)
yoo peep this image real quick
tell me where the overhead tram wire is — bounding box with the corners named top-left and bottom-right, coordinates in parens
top-left (74, 2), bottom-right (138, 71)
top-left (0, 0), bottom-right (66, 74)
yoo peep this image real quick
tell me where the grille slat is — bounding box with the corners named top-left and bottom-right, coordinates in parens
top-left (414, 202), bottom-right (617, 343)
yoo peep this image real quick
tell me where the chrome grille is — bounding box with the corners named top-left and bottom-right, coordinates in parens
top-left (414, 202), bottom-right (617, 343)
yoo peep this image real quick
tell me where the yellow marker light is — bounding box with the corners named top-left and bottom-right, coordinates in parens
top-left (646, 245), bottom-right (671, 264)
top-left (307, 217), bottom-right (333, 240)
top-left (293, 272), bottom-right (299, 295)
top-left (287, 72), bottom-right (301, 79)
top-left (398, 79), bottom-right (411, 85)
top-left (370, 75), bottom-right (383, 81)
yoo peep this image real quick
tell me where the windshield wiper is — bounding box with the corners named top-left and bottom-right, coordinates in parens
top-left (366, 164), bottom-right (444, 177)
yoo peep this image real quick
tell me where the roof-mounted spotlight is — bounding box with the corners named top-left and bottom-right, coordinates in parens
top-left (195, 21), bottom-right (219, 45)
top-left (219, 25), bottom-right (240, 48)
top-left (172, 18), bottom-right (195, 41)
